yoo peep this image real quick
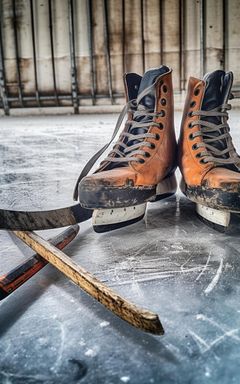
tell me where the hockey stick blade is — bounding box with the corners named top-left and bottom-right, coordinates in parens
top-left (0, 225), bottom-right (79, 300)
top-left (0, 204), bottom-right (92, 230)
top-left (14, 231), bottom-right (164, 335)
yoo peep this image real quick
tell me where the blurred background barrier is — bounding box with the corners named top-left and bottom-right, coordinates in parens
top-left (0, 0), bottom-right (239, 114)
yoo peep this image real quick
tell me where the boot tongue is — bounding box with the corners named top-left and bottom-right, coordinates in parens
top-left (202, 70), bottom-right (232, 112)
top-left (137, 65), bottom-right (169, 110)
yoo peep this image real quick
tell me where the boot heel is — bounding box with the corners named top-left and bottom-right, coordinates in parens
top-left (152, 174), bottom-right (177, 202)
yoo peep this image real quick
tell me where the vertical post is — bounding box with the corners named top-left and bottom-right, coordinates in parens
top-left (87, 0), bottom-right (96, 105)
top-left (121, 0), bottom-right (126, 73)
top-left (159, 0), bottom-right (164, 64)
top-left (12, 0), bottom-right (23, 107)
top-left (200, 0), bottom-right (206, 77)
top-left (140, 0), bottom-right (145, 73)
top-left (179, 0), bottom-right (185, 91)
top-left (0, 9), bottom-right (9, 115)
top-left (222, 0), bottom-right (228, 71)
top-left (48, 0), bottom-right (59, 105)
top-left (30, 0), bottom-right (40, 106)
top-left (103, 0), bottom-right (113, 104)
top-left (68, 0), bottom-right (79, 114)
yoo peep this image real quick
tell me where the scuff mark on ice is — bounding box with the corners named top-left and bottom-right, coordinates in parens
top-left (121, 376), bottom-right (130, 383)
top-left (100, 321), bottom-right (110, 328)
top-left (85, 347), bottom-right (98, 357)
top-left (204, 258), bottom-right (223, 294)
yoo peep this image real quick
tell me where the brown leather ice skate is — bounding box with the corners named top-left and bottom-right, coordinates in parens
top-left (74, 66), bottom-right (177, 232)
top-left (179, 70), bottom-right (240, 230)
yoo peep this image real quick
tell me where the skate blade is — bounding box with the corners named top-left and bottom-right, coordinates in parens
top-left (196, 204), bottom-right (231, 231)
top-left (93, 203), bottom-right (147, 233)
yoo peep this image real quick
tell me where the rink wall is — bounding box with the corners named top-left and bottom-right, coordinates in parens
top-left (0, 0), bottom-right (240, 114)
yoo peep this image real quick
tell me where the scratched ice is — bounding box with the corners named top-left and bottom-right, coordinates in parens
top-left (0, 112), bottom-right (240, 383)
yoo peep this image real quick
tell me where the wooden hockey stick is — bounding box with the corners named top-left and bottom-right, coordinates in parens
top-left (14, 230), bottom-right (164, 335)
top-left (0, 225), bottom-right (79, 299)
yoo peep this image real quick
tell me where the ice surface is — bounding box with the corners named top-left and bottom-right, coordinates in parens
top-left (0, 112), bottom-right (240, 383)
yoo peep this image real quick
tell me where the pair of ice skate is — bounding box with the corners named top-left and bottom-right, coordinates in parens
top-left (75, 66), bottom-right (240, 233)
top-left (1, 65), bottom-right (239, 335)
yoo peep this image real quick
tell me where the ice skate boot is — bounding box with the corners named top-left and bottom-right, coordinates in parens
top-left (179, 70), bottom-right (240, 231)
top-left (74, 65), bottom-right (177, 232)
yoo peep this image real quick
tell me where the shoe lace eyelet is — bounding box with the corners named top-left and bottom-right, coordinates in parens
top-left (189, 133), bottom-right (194, 140)
top-left (200, 158), bottom-right (206, 164)
top-left (192, 143), bottom-right (198, 150)
top-left (190, 101), bottom-right (196, 108)
top-left (188, 111), bottom-right (193, 117)
top-left (188, 122), bottom-right (193, 129)
top-left (159, 122), bottom-right (164, 130)
top-left (139, 158), bottom-right (145, 164)
top-left (162, 85), bottom-right (167, 93)
top-left (161, 98), bottom-right (166, 106)
top-left (195, 153), bottom-right (201, 158)
top-left (194, 88), bottom-right (200, 96)
top-left (155, 133), bottom-right (160, 140)
top-left (144, 152), bottom-right (151, 158)
top-left (159, 110), bottom-right (165, 117)
top-left (150, 143), bottom-right (156, 149)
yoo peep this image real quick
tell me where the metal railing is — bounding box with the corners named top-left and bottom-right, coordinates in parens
top-left (0, 0), bottom-right (237, 115)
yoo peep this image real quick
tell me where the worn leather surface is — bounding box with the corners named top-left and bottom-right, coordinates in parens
top-left (203, 167), bottom-right (240, 190)
top-left (178, 74), bottom-right (240, 191)
top-left (178, 77), bottom-right (214, 186)
top-left (131, 70), bottom-right (177, 181)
